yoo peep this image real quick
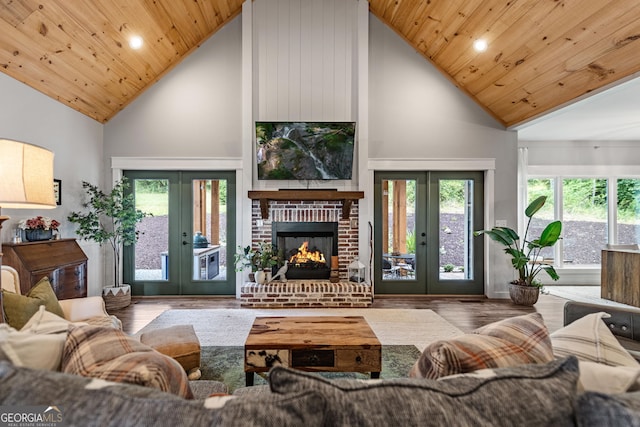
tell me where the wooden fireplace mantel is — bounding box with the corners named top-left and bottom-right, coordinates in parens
top-left (248, 190), bottom-right (364, 220)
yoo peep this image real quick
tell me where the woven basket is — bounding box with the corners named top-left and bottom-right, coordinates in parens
top-left (508, 283), bottom-right (540, 306)
top-left (103, 285), bottom-right (131, 311)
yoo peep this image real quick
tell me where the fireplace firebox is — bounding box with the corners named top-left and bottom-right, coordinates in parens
top-left (272, 222), bottom-right (338, 280)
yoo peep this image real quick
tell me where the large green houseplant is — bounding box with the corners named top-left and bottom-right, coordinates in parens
top-left (474, 195), bottom-right (562, 305)
top-left (68, 177), bottom-right (149, 310)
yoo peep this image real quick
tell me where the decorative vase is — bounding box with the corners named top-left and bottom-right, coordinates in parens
top-left (508, 283), bottom-right (540, 306)
top-left (255, 270), bottom-right (267, 285)
top-left (25, 229), bottom-right (53, 242)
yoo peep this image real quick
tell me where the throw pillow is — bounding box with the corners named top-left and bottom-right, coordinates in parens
top-left (269, 356), bottom-right (580, 427)
top-left (577, 361), bottom-right (640, 394)
top-left (2, 277), bottom-right (65, 330)
top-left (62, 325), bottom-right (193, 398)
top-left (550, 312), bottom-right (639, 367)
top-left (575, 391), bottom-right (640, 427)
top-left (21, 305), bottom-right (78, 334)
top-left (410, 312), bottom-right (554, 379)
top-left (0, 324), bottom-right (66, 371)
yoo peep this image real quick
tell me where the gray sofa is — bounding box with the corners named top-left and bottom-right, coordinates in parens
top-left (2, 301), bottom-right (640, 426)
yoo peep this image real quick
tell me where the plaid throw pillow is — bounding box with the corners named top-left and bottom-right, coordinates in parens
top-left (62, 325), bottom-right (193, 398)
top-left (409, 312), bottom-right (554, 379)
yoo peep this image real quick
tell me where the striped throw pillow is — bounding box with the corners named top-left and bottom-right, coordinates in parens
top-left (550, 312), bottom-right (639, 367)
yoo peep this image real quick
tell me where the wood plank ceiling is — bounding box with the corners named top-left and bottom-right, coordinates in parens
top-left (1, 0), bottom-right (639, 126)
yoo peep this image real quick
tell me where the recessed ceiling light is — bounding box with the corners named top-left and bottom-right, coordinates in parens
top-left (473, 39), bottom-right (488, 52)
top-left (129, 35), bottom-right (143, 50)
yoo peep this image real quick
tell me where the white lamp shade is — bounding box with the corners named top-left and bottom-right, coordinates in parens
top-left (0, 138), bottom-right (56, 209)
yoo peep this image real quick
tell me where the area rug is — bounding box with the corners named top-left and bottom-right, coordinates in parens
top-left (199, 345), bottom-right (423, 392)
top-left (135, 308), bottom-right (463, 351)
top-left (135, 308), bottom-right (463, 392)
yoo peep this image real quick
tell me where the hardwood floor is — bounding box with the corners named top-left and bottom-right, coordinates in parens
top-left (112, 293), bottom-right (568, 335)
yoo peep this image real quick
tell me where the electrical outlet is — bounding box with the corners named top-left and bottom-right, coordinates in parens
top-left (495, 220), bottom-right (508, 227)
top-left (256, 219), bottom-right (264, 227)
top-left (350, 218), bottom-right (358, 229)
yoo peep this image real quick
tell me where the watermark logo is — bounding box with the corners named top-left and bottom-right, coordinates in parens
top-left (0, 406), bottom-right (64, 427)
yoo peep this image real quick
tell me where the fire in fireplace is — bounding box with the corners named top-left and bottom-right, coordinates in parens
top-left (289, 241), bottom-right (327, 267)
top-left (272, 222), bottom-right (338, 280)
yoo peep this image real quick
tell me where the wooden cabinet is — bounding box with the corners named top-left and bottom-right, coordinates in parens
top-left (3, 238), bottom-right (87, 299)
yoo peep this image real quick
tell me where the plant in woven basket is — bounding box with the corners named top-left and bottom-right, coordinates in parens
top-left (474, 195), bottom-right (562, 297)
top-left (68, 177), bottom-right (150, 289)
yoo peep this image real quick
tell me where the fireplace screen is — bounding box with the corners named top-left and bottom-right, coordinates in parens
top-left (272, 222), bottom-right (338, 280)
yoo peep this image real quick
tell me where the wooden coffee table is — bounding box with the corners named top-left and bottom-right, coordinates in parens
top-left (244, 316), bottom-right (381, 386)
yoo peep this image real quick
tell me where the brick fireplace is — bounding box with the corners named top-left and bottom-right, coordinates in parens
top-left (240, 190), bottom-right (372, 307)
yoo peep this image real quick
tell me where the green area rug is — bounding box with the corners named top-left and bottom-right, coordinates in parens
top-left (199, 345), bottom-right (422, 392)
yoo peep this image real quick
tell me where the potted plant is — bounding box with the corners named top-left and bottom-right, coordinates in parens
top-left (18, 216), bottom-right (61, 241)
top-left (474, 195), bottom-right (562, 306)
top-left (234, 242), bottom-right (282, 284)
top-left (67, 177), bottom-right (150, 310)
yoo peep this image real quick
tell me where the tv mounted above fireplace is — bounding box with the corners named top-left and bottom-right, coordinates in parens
top-left (256, 121), bottom-right (355, 180)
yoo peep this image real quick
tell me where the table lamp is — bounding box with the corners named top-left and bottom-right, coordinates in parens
top-left (0, 138), bottom-right (56, 321)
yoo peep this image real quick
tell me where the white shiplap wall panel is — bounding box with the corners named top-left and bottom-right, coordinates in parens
top-left (253, 0), bottom-right (356, 121)
top-left (288, 0), bottom-right (302, 120)
top-left (277, 0), bottom-right (290, 116)
top-left (310, 0), bottom-right (325, 119)
top-left (299, 0), bottom-right (313, 119)
top-left (321, 0), bottom-right (335, 119)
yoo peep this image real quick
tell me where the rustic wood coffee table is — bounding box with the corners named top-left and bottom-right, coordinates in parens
top-left (244, 316), bottom-right (381, 386)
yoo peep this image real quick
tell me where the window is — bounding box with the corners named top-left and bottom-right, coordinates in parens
top-left (616, 179), bottom-right (640, 245)
top-left (527, 176), bottom-right (640, 267)
top-left (562, 178), bottom-right (607, 265)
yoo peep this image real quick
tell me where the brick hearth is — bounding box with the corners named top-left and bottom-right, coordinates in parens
top-left (240, 280), bottom-right (372, 308)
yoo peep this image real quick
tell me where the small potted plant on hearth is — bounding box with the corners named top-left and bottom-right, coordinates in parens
top-left (474, 195), bottom-right (562, 306)
top-left (18, 216), bottom-right (61, 242)
top-left (68, 178), bottom-right (150, 311)
top-left (234, 242), bottom-right (282, 284)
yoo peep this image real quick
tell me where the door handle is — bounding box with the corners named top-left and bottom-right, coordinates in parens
top-left (183, 240), bottom-right (190, 245)
top-left (420, 242), bottom-right (426, 246)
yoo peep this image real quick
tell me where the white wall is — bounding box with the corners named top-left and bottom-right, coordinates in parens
top-left (104, 16), bottom-right (243, 161)
top-left (522, 140), bottom-right (640, 168)
top-left (368, 15), bottom-right (519, 297)
top-left (0, 73), bottom-right (104, 296)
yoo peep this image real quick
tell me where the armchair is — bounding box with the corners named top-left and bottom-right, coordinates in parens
top-left (1, 265), bottom-right (121, 329)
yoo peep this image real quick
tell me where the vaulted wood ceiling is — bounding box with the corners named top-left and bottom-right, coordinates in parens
top-left (1, 0), bottom-right (639, 126)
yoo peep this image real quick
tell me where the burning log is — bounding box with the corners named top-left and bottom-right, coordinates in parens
top-left (289, 241), bottom-right (327, 267)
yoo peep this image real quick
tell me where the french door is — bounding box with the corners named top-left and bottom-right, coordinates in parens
top-left (374, 171), bottom-right (484, 294)
top-left (123, 170), bottom-right (236, 295)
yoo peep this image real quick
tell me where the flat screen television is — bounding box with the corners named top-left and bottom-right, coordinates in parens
top-left (256, 121), bottom-right (355, 180)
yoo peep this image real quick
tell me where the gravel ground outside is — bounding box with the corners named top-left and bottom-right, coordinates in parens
top-left (134, 213), bottom-right (639, 270)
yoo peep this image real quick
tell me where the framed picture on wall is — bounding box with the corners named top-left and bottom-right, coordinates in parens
top-left (54, 179), bottom-right (62, 205)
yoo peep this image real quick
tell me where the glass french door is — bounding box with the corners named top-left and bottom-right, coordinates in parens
top-left (374, 171), bottom-right (484, 294)
top-left (123, 170), bottom-right (236, 295)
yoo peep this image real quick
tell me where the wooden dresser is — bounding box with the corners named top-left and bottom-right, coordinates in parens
top-left (3, 238), bottom-right (88, 299)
